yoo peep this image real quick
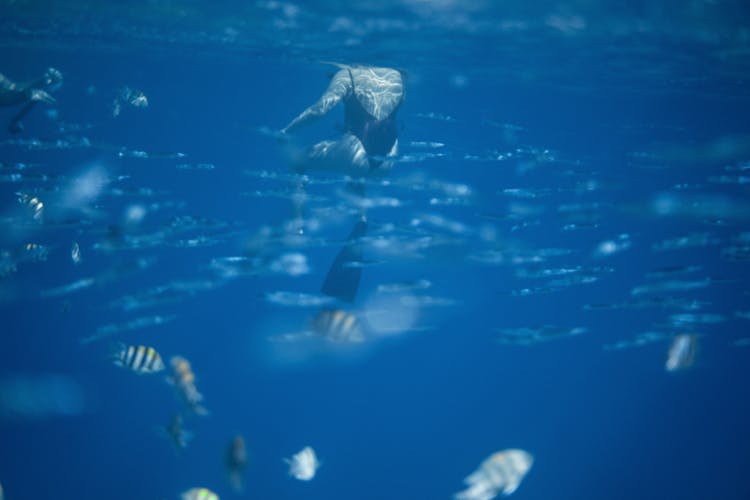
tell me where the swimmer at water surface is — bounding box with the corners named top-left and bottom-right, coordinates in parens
top-left (280, 63), bottom-right (405, 303)
top-left (281, 63), bottom-right (405, 174)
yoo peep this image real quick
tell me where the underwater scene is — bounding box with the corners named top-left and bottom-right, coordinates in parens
top-left (1, 1), bottom-right (750, 499)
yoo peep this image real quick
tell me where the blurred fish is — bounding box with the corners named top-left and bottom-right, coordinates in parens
top-left (652, 233), bottom-right (720, 251)
top-left (647, 192), bottom-right (750, 220)
top-left (399, 295), bottom-right (458, 308)
top-left (15, 192), bottom-right (44, 222)
top-left (454, 449), bottom-right (533, 499)
top-left (496, 326), bottom-right (585, 345)
top-left (181, 487), bottom-right (218, 500)
top-left (416, 111), bottom-right (455, 122)
top-left (666, 334), bottom-right (699, 372)
top-left (410, 140), bottom-right (445, 149)
top-left (168, 356), bottom-right (207, 416)
top-left (377, 279), bottom-right (432, 294)
top-left (603, 332), bottom-right (667, 351)
top-left (81, 315), bottom-right (175, 344)
top-left (645, 265), bottom-right (702, 279)
top-left (265, 291), bottom-right (334, 307)
top-left (176, 163), bottom-right (215, 171)
top-left (113, 87), bottom-right (148, 117)
top-left (594, 234), bottom-right (631, 257)
top-left (24, 242), bottom-right (48, 259)
top-left (0, 481), bottom-right (3, 500)
top-left (284, 446), bottom-right (319, 481)
top-left (161, 414), bottom-right (191, 452)
top-left (585, 297), bottom-right (707, 312)
top-left (410, 213), bottom-right (470, 235)
top-left (311, 309), bottom-right (365, 343)
top-left (41, 278), bottom-right (96, 298)
top-left (71, 241), bottom-right (81, 264)
top-left (501, 187), bottom-right (551, 199)
top-left (14, 243), bottom-right (49, 265)
top-left (226, 435), bottom-right (248, 492)
top-left (43, 258), bottom-right (155, 301)
top-left (118, 148), bottom-right (185, 159)
top-left (631, 278), bottom-right (711, 296)
top-left (111, 281), bottom-right (218, 312)
top-left (113, 344), bottom-right (165, 375)
top-left (668, 313), bottom-right (724, 328)
top-left (515, 266), bottom-right (581, 279)
top-left (270, 252), bottom-right (310, 276)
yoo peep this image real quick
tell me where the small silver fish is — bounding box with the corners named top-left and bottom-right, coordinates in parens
top-left (71, 241), bottom-right (81, 264)
top-left (666, 334), bottom-right (698, 372)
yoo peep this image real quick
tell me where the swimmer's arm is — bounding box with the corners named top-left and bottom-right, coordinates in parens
top-left (282, 70), bottom-right (351, 134)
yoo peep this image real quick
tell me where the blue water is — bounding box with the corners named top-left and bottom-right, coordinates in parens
top-left (1, 2), bottom-right (750, 499)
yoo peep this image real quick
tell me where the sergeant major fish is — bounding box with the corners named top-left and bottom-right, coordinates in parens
top-left (113, 344), bottom-right (165, 374)
top-left (311, 309), bottom-right (364, 343)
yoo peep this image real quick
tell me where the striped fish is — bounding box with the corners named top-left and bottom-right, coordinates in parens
top-left (113, 344), bottom-right (165, 374)
top-left (311, 309), bottom-right (364, 343)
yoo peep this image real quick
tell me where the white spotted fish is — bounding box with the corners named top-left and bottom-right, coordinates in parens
top-left (181, 487), bottom-right (218, 500)
top-left (311, 309), bottom-right (364, 343)
top-left (113, 344), bottom-right (165, 374)
top-left (455, 449), bottom-right (533, 499)
top-left (284, 446), bottom-right (320, 481)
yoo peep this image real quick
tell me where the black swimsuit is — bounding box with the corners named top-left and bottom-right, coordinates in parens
top-left (344, 70), bottom-right (399, 159)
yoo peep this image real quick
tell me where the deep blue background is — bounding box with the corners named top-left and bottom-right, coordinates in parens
top-left (1, 4), bottom-right (750, 499)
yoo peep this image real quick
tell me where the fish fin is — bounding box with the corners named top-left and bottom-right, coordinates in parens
top-left (320, 218), bottom-right (367, 302)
